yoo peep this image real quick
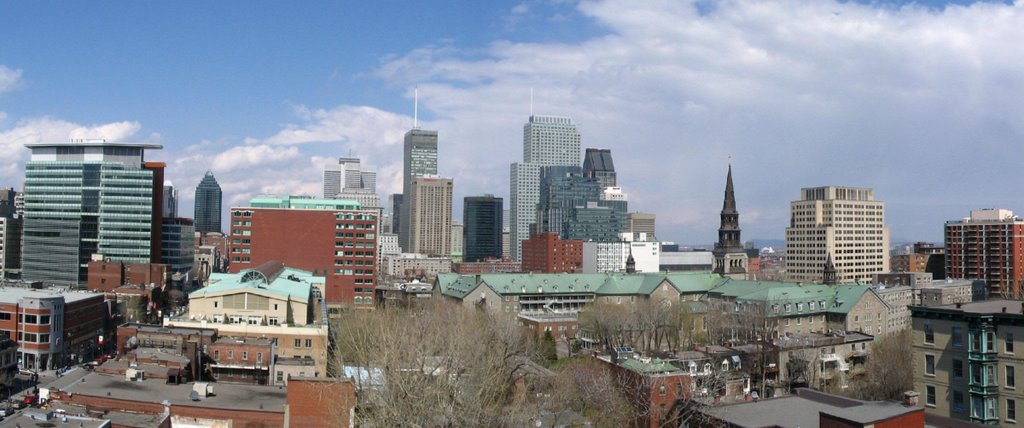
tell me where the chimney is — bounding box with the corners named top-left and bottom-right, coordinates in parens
top-left (903, 391), bottom-right (919, 407)
top-left (1003, 307), bottom-right (1008, 313)
top-left (956, 302), bottom-right (962, 309)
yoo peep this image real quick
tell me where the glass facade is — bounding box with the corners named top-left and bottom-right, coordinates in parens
top-left (23, 160), bottom-right (155, 286)
top-left (463, 196), bottom-right (503, 262)
top-left (194, 171), bottom-right (223, 234)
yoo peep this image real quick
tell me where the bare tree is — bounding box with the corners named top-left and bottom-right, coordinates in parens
top-left (845, 328), bottom-right (913, 401)
top-left (545, 358), bottom-right (633, 427)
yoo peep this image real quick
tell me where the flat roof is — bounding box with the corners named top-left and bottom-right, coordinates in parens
top-left (214, 336), bottom-right (273, 346)
top-left (57, 372), bottom-right (287, 412)
top-left (45, 403), bottom-right (169, 427)
top-left (24, 140), bottom-right (163, 149)
top-left (703, 389), bottom-right (919, 427)
top-left (0, 287), bottom-right (104, 305)
top-left (0, 411), bottom-right (110, 428)
top-left (122, 323), bottom-right (217, 337)
top-left (928, 299), bottom-right (1024, 314)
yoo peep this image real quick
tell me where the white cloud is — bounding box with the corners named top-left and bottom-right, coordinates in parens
top-left (0, 66), bottom-right (23, 95)
top-left (0, 117), bottom-right (142, 186)
top-left (352, 0), bottom-right (1024, 243)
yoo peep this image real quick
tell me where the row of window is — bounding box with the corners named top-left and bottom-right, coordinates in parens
top-left (925, 385), bottom-right (1016, 422)
top-left (923, 325), bottom-right (1013, 354)
top-left (213, 349), bottom-right (264, 363)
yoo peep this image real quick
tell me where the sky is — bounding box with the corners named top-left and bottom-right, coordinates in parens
top-left (1, 0), bottom-right (1022, 246)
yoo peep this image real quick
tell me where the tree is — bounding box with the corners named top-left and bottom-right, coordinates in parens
top-left (541, 330), bottom-right (558, 362)
top-left (545, 358), bottom-right (633, 426)
top-left (846, 328), bottom-right (913, 400)
top-left (330, 300), bottom-right (544, 426)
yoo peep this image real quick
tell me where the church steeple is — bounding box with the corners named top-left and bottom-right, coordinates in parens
top-left (625, 246), bottom-right (636, 274)
top-left (713, 161), bottom-right (748, 280)
top-left (823, 253), bottom-right (838, 285)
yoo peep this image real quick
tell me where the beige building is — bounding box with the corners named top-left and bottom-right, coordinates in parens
top-left (912, 300), bottom-right (1024, 425)
top-left (628, 212), bottom-right (656, 236)
top-left (407, 176), bottom-right (453, 256)
top-left (785, 186), bottom-right (890, 284)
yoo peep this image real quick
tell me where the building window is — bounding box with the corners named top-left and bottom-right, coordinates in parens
top-left (1008, 333), bottom-right (1015, 354)
top-left (953, 389), bottom-right (964, 413)
top-left (952, 326), bottom-right (963, 348)
top-left (659, 384), bottom-right (666, 396)
top-left (1008, 365), bottom-right (1016, 389)
top-left (926, 385), bottom-right (935, 407)
top-left (257, 352), bottom-right (263, 363)
top-left (228, 351), bottom-right (233, 360)
top-left (295, 339), bottom-right (302, 348)
top-left (926, 355), bottom-right (935, 376)
top-left (925, 324), bottom-right (934, 344)
top-left (277, 371), bottom-right (284, 383)
top-left (305, 339), bottom-right (312, 348)
top-left (1010, 399), bottom-right (1017, 422)
top-left (214, 301), bottom-right (218, 308)
top-left (953, 359), bottom-right (964, 379)
top-left (268, 317), bottom-right (279, 326)
top-left (243, 351), bottom-right (248, 360)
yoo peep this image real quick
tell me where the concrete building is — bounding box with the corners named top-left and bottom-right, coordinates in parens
top-left (399, 129), bottom-right (439, 251)
top-left (385, 253), bottom-right (452, 278)
top-left (463, 195), bottom-right (503, 263)
top-left (0, 216), bottom-right (21, 279)
top-left (911, 300), bottom-right (1024, 425)
top-left (0, 286), bottom-right (109, 370)
top-left (628, 212), bottom-right (656, 237)
top-left (945, 208), bottom-right (1024, 297)
top-left (21, 140), bottom-right (165, 287)
top-left (521, 232), bottom-right (583, 273)
top-left (194, 170), bottom-right (223, 234)
top-left (450, 222), bottom-right (463, 262)
top-left (659, 249), bottom-right (714, 272)
top-left (406, 177), bottom-right (453, 256)
top-left (376, 232), bottom-right (401, 275)
top-left (785, 186), bottom-right (890, 284)
top-left (228, 196), bottom-right (378, 308)
top-left (510, 115), bottom-right (581, 261)
top-left (582, 233), bottom-right (660, 273)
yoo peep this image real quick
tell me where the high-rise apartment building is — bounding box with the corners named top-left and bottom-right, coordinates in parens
top-left (228, 196), bottom-right (378, 309)
top-left (399, 129), bottom-right (438, 251)
top-left (582, 148), bottom-right (616, 189)
top-left (406, 177), bottom-right (452, 257)
top-left (945, 209), bottom-right (1024, 297)
top-left (22, 140), bottom-right (164, 287)
top-left (785, 186), bottom-right (890, 284)
top-left (510, 115), bottom-right (581, 261)
top-left (463, 195), bottom-right (503, 263)
top-left (194, 171), bottom-right (223, 234)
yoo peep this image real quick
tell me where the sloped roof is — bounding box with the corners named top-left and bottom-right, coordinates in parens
top-left (435, 272), bottom-right (724, 299)
top-left (192, 265), bottom-right (320, 301)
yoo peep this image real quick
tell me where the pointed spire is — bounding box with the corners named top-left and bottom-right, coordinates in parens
top-left (625, 245), bottom-right (636, 274)
top-left (723, 162), bottom-right (736, 212)
top-left (823, 253), bottom-right (838, 285)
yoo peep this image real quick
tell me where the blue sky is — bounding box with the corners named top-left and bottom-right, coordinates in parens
top-left (2, 0), bottom-right (1023, 246)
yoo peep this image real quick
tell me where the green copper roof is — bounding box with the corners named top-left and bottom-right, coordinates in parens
top-left (620, 358), bottom-right (681, 374)
top-left (192, 265), bottom-right (322, 301)
top-left (248, 195), bottom-right (362, 210)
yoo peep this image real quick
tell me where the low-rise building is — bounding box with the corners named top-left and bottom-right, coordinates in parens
top-left (208, 337), bottom-right (275, 385)
top-left (0, 286), bottom-right (109, 370)
top-left (698, 388), bottom-right (925, 427)
top-left (385, 253), bottom-right (452, 279)
top-left (453, 259), bottom-right (521, 274)
top-left (521, 232), bottom-right (582, 273)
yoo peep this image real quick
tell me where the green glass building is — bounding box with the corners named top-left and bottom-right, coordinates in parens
top-left (21, 141), bottom-right (162, 287)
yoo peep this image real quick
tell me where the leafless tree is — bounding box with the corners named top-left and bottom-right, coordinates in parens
top-left (545, 358), bottom-right (633, 427)
top-left (845, 328), bottom-right (913, 401)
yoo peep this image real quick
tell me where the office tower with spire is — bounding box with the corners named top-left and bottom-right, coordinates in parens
top-left (399, 128), bottom-right (439, 252)
top-left (194, 171), bottom-right (223, 234)
top-left (510, 115), bottom-right (581, 261)
top-left (21, 140), bottom-right (165, 286)
top-left (712, 164), bottom-right (748, 280)
top-left (785, 186), bottom-right (890, 284)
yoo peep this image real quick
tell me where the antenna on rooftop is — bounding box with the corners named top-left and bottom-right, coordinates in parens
top-left (530, 87), bottom-right (534, 117)
top-left (414, 85), bottom-right (420, 129)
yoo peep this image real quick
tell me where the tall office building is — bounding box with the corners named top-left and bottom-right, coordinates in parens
top-left (399, 129), bottom-right (438, 251)
top-left (22, 140), bottom-right (164, 287)
top-left (945, 209), bottom-right (1024, 297)
top-left (0, 216), bottom-right (21, 279)
top-left (389, 194), bottom-right (403, 236)
top-left (324, 157), bottom-right (378, 207)
top-left (711, 164), bottom-right (748, 280)
top-left (510, 115), bottom-right (581, 261)
top-left (162, 180), bottom-right (178, 218)
top-left (0, 188), bottom-right (16, 218)
top-left (463, 195), bottom-right (503, 263)
top-left (629, 212), bottom-right (656, 236)
top-left (194, 171), bottom-right (223, 234)
top-left (785, 186), bottom-right (890, 284)
top-left (406, 177), bottom-right (453, 257)
top-left (582, 148), bottom-right (616, 189)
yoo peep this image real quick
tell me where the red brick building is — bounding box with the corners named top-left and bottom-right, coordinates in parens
top-left (518, 313), bottom-right (578, 341)
top-left (521, 232), bottom-right (582, 273)
top-left (453, 258), bottom-right (522, 274)
top-left (285, 377), bottom-right (357, 428)
top-left (228, 196), bottom-right (378, 308)
top-left (87, 260), bottom-right (170, 292)
top-left (945, 209), bottom-right (1024, 297)
top-left (0, 287), bottom-right (109, 370)
top-left (208, 337), bottom-right (275, 385)
top-left (601, 356), bottom-right (693, 428)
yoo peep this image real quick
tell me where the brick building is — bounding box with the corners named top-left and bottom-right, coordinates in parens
top-left (600, 355), bottom-right (693, 428)
top-left (87, 259), bottom-right (170, 292)
top-left (284, 377), bottom-right (357, 428)
top-left (521, 232), bottom-right (582, 273)
top-left (229, 196), bottom-right (378, 308)
top-left (0, 287), bottom-right (109, 370)
top-left (945, 209), bottom-right (1024, 297)
top-left (453, 259), bottom-right (522, 274)
top-left (208, 337), bottom-right (275, 385)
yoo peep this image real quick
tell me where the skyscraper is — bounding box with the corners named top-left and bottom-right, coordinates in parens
top-left (194, 171), bottom-right (223, 234)
top-left (399, 129), bottom-right (438, 251)
top-left (407, 177), bottom-right (453, 257)
top-left (711, 164), bottom-right (748, 280)
top-left (21, 140), bottom-right (164, 286)
top-left (582, 148), bottom-right (616, 189)
top-left (324, 157), bottom-right (379, 207)
top-left (162, 180), bottom-right (178, 218)
top-left (785, 186), bottom-right (890, 284)
top-left (463, 195), bottom-right (503, 262)
top-left (510, 115), bottom-right (581, 261)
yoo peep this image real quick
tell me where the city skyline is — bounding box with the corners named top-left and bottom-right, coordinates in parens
top-left (2, 1), bottom-right (1023, 245)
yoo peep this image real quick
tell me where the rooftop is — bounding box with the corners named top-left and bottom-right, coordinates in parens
top-left (924, 299), bottom-right (1024, 315)
top-left (192, 261), bottom-right (320, 301)
top-left (121, 323), bottom-right (217, 337)
top-left (702, 388), bottom-right (921, 427)
top-left (56, 372), bottom-right (287, 412)
top-left (41, 404), bottom-right (169, 428)
top-left (0, 286), bottom-right (104, 305)
top-left (24, 140), bottom-right (163, 149)
top-left (0, 411), bottom-right (110, 428)
top-left (213, 336), bottom-right (274, 346)
top-left (245, 195), bottom-right (362, 210)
